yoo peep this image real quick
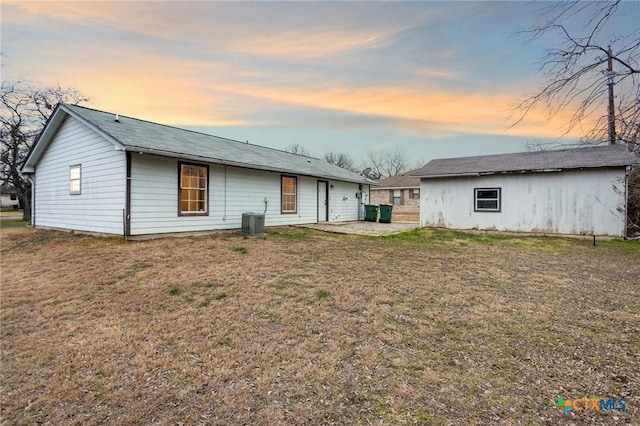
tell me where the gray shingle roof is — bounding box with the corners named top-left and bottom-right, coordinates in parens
top-left (34, 104), bottom-right (370, 184)
top-left (374, 169), bottom-right (421, 189)
top-left (412, 145), bottom-right (638, 178)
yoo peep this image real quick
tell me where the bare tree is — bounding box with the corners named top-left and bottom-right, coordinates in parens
top-left (513, 1), bottom-right (639, 152)
top-left (1, 81), bottom-right (88, 220)
top-left (284, 143), bottom-right (312, 157)
top-left (513, 2), bottom-right (639, 235)
top-left (413, 157), bottom-right (427, 170)
top-left (323, 152), bottom-right (359, 173)
top-left (364, 148), bottom-right (408, 179)
top-left (628, 167), bottom-right (640, 236)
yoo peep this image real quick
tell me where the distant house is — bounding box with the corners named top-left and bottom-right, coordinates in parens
top-left (370, 170), bottom-right (421, 213)
top-left (22, 104), bottom-right (372, 237)
top-left (412, 146), bottom-right (638, 237)
top-left (0, 185), bottom-right (19, 209)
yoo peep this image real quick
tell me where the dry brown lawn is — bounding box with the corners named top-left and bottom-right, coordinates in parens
top-left (1, 224), bottom-right (638, 425)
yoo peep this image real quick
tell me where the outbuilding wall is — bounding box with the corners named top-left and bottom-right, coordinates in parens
top-left (420, 168), bottom-right (628, 236)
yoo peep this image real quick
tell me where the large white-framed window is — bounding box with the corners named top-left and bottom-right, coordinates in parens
top-left (474, 188), bottom-right (501, 212)
top-left (281, 175), bottom-right (297, 214)
top-left (179, 162), bottom-right (208, 216)
top-left (69, 165), bottom-right (81, 195)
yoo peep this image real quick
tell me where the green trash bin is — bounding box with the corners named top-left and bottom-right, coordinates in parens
top-left (379, 204), bottom-right (393, 223)
top-left (364, 204), bottom-right (378, 222)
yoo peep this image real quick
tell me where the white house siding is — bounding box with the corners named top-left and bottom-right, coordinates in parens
top-left (327, 180), bottom-right (363, 222)
top-left (129, 154), bottom-right (363, 235)
top-left (420, 168), bottom-right (627, 236)
top-left (1, 194), bottom-right (19, 209)
top-left (33, 117), bottom-right (126, 234)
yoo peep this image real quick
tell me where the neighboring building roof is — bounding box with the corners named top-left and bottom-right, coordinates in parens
top-left (23, 104), bottom-right (371, 184)
top-left (372, 169), bottom-right (421, 189)
top-left (412, 145), bottom-right (639, 178)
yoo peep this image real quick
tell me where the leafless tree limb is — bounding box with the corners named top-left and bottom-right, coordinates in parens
top-left (364, 148), bottom-right (409, 179)
top-left (1, 80), bottom-right (88, 220)
top-left (512, 0), bottom-right (639, 150)
top-left (284, 143), bottom-right (312, 157)
top-left (324, 152), bottom-right (358, 173)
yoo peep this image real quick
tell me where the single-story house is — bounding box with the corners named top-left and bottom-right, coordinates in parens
top-left (370, 170), bottom-right (421, 213)
top-left (412, 145), bottom-right (639, 237)
top-left (21, 104), bottom-right (372, 237)
top-left (0, 185), bottom-right (20, 209)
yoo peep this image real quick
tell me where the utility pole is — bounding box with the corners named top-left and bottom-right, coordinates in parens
top-left (607, 47), bottom-right (616, 145)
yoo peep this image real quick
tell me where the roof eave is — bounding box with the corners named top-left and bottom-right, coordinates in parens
top-left (374, 185), bottom-right (420, 189)
top-left (415, 165), bottom-right (633, 179)
top-left (127, 147), bottom-right (370, 184)
top-left (21, 104), bottom-right (126, 173)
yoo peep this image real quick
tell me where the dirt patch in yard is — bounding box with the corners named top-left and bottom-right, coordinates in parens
top-left (1, 226), bottom-right (638, 425)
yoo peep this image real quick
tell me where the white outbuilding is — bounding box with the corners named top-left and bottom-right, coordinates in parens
top-left (412, 146), bottom-right (638, 237)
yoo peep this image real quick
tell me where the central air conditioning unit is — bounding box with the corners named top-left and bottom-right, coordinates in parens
top-left (241, 212), bottom-right (265, 236)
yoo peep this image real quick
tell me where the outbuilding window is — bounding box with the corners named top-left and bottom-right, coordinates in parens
top-left (69, 165), bottom-right (81, 195)
top-left (179, 162), bottom-right (208, 215)
top-left (474, 188), bottom-right (501, 212)
top-left (281, 175), bottom-right (297, 213)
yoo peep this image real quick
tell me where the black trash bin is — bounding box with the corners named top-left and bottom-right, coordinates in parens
top-left (379, 204), bottom-right (393, 223)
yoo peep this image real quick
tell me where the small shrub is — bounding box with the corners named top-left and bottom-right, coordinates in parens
top-left (168, 285), bottom-right (181, 295)
top-left (232, 246), bottom-right (248, 254)
top-left (215, 292), bottom-right (227, 300)
top-left (316, 289), bottom-right (330, 299)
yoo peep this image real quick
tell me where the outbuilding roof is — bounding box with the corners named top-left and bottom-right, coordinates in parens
top-left (23, 104), bottom-right (371, 184)
top-left (412, 145), bottom-right (638, 178)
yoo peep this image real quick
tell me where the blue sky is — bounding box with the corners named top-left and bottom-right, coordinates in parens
top-left (2, 1), bottom-right (638, 169)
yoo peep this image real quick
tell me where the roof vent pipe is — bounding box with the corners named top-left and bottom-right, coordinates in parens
top-left (115, 114), bottom-right (120, 123)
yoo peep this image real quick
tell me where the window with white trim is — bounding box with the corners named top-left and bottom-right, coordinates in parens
top-left (281, 175), bottom-right (297, 213)
top-left (69, 165), bottom-right (81, 195)
top-left (474, 188), bottom-right (501, 212)
top-left (179, 163), bottom-right (208, 215)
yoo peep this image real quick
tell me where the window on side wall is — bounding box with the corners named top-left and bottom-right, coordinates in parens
top-left (474, 188), bottom-right (501, 212)
top-left (281, 175), bottom-right (297, 214)
top-left (409, 188), bottom-right (419, 199)
top-left (179, 162), bottom-right (208, 215)
top-left (393, 189), bottom-right (401, 205)
top-left (69, 165), bottom-right (81, 195)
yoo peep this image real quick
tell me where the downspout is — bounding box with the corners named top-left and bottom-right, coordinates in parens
top-left (223, 165), bottom-right (227, 221)
top-left (125, 152), bottom-right (132, 239)
top-left (624, 165), bottom-right (630, 239)
top-left (28, 173), bottom-right (35, 226)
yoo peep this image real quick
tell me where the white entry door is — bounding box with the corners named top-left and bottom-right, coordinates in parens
top-left (317, 181), bottom-right (328, 222)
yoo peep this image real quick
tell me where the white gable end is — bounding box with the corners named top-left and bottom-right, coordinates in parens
top-left (33, 116), bottom-right (126, 234)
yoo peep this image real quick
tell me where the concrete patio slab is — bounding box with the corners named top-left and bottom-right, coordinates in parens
top-left (298, 220), bottom-right (420, 236)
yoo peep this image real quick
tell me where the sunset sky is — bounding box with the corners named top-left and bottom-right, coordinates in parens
top-left (2, 1), bottom-right (638, 168)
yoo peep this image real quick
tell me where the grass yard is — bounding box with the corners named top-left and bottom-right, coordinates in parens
top-left (1, 224), bottom-right (638, 425)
